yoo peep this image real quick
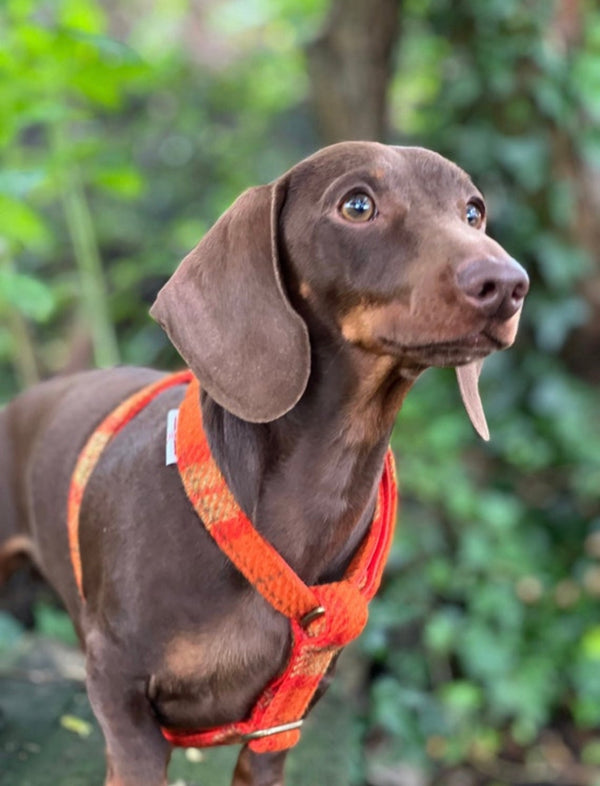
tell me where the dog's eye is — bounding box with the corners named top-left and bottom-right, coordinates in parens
top-left (340, 193), bottom-right (375, 222)
top-left (466, 201), bottom-right (484, 228)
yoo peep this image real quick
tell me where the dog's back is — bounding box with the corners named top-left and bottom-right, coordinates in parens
top-left (0, 368), bottom-right (163, 599)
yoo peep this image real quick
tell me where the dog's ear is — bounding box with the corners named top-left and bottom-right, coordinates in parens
top-left (150, 180), bottom-right (310, 422)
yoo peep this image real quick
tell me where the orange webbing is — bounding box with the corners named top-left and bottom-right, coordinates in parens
top-left (175, 376), bottom-right (322, 621)
top-left (67, 370), bottom-right (193, 598)
top-left (66, 370), bottom-right (398, 754)
top-left (163, 376), bottom-right (398, 752)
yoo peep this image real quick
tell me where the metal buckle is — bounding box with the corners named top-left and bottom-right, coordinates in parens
top-left (300, 605), bottom-right (326, 628)
top-left (239, 719), bottom-right (304, 742)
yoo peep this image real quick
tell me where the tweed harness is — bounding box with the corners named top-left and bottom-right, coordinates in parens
top-left (67, 370), bottom-right (398, 753)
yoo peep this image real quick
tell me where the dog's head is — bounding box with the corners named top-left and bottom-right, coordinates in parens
top-left (151, 142), bottom-right (528, 438)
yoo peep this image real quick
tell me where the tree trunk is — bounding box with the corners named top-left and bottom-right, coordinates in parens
top-left (306, 0), bottom-right (402, 145)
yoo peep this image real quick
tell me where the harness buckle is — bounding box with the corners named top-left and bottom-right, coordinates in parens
top-left (239, 719), bottom-right (304, 742)
top-left (300, 605), bottom-right (326, 628)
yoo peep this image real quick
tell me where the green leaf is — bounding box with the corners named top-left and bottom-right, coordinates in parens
top-left (60, 714), bottom-right (93, 738)
top-left (0, 196), bottom-right (51, 251)
top-left (58, 0), bottom-right (107, 34)
top-left (93, 166), bottom-right (144, 198)
top-left (535, 233), bottom-right (592, 290)
top-left (0, 269), bottom-right (55, 322)
top-left (581, 627), bottom-right (600, 660)
top-left (424, 607), bottom-right (464, 653)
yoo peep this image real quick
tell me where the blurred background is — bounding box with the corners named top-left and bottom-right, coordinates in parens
top-left (1, 1), bottom-right (600, 784)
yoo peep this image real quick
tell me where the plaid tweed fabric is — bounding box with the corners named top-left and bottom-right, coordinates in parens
top-left (67, 372), bottom-right (398, 753)
top-left (67, 370), bottom-right (193, 598)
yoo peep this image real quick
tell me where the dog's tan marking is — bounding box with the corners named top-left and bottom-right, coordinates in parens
top-left (299, 281), bottom-right (312, 299)
top-left (340, 300), bottom-right (414, 350)
top-left (0, 534), bottom-right (35, 560)
top-left (161, 605), bottom-right (286, 685)
top-left (495, 310), bottom-right (522, 347)
top-left (0, 535), bottom-right (37, 581)
top-left (163, 631), bottom-right (208, 678)
top-left (163, 628), bottom-right (253, 682)
top-left (343, 351), bottom-right (413, 446)
top-left (340, 303), bottom-right (384, 347)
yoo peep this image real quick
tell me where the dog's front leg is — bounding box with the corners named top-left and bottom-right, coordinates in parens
top-left (232, 746), bottom-right (287, 786)
top-left (85, 631), bottom-right (171, 786)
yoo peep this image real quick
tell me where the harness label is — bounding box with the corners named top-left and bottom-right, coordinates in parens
top-left (166, 409), bottom-right (179, 465)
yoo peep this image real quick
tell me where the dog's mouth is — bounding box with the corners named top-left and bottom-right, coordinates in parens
top-left (381, 330), bottom-right (509, 442)
top-left (381, 330), bottom-right (504, 368)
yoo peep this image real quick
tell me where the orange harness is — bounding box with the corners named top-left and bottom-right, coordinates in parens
top-left (67, 371), bottom-right (398, 753)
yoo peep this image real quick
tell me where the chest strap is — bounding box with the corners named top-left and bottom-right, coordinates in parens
top-left (67, 371), bottom-right (398, 754)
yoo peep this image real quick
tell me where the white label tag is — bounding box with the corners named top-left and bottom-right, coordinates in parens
top-left (165, 409), bottom-right (179, 466)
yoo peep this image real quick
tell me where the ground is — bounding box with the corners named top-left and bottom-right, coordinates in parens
top-left (0, 624), bottom-right (363, 786)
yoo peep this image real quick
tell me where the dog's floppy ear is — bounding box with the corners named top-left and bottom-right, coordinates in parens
top-left (150, 180), bottom-right (310, 422)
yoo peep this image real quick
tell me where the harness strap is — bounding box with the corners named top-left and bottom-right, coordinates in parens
top-left (67, 371), bottom-right (398, 754)
top-left (67, 370), bottom-right (193, 598)
top-left (164, 377), bottom-right (397, 752)
top-left (175, 376), bottom-right (321, 621)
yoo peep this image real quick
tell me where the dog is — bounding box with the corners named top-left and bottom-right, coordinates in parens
top-left (0, 142), bottom-right (528, 786)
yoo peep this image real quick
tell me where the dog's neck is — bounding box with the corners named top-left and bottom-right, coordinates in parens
top-left (201, 340), bottom-right (415, 585)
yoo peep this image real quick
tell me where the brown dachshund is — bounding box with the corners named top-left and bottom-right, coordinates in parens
top-left (0, 142), bottom-right (528, 786)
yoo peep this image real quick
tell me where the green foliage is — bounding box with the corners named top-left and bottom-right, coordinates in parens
top-left (0, 0), bottom-right (152, 378)
top-left (0, 612), bottom-right (24, 653)
top-left (33, 601), bottom-right (79, 646)
top-left (0, 0), bottom-right (599, 777)
top-left (0, 0), bottom-right (326, 395)
top-left (363, 0), bottom-right (600, 770)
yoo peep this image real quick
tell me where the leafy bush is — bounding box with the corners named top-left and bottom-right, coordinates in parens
top-left (364, 0), bottom-right (600, 770)
top-left (1, 0), bottom-right (599, 778)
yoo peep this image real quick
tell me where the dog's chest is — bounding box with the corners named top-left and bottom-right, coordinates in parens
top-left (149, 606), bottom-right (290, 729)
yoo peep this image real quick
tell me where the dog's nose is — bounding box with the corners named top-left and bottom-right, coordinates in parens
top-left (456, 258), bottom-right (529, 320)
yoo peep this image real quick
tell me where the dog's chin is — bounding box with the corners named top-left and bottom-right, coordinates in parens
top-left (379, 313), bottom-right (522, 369)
